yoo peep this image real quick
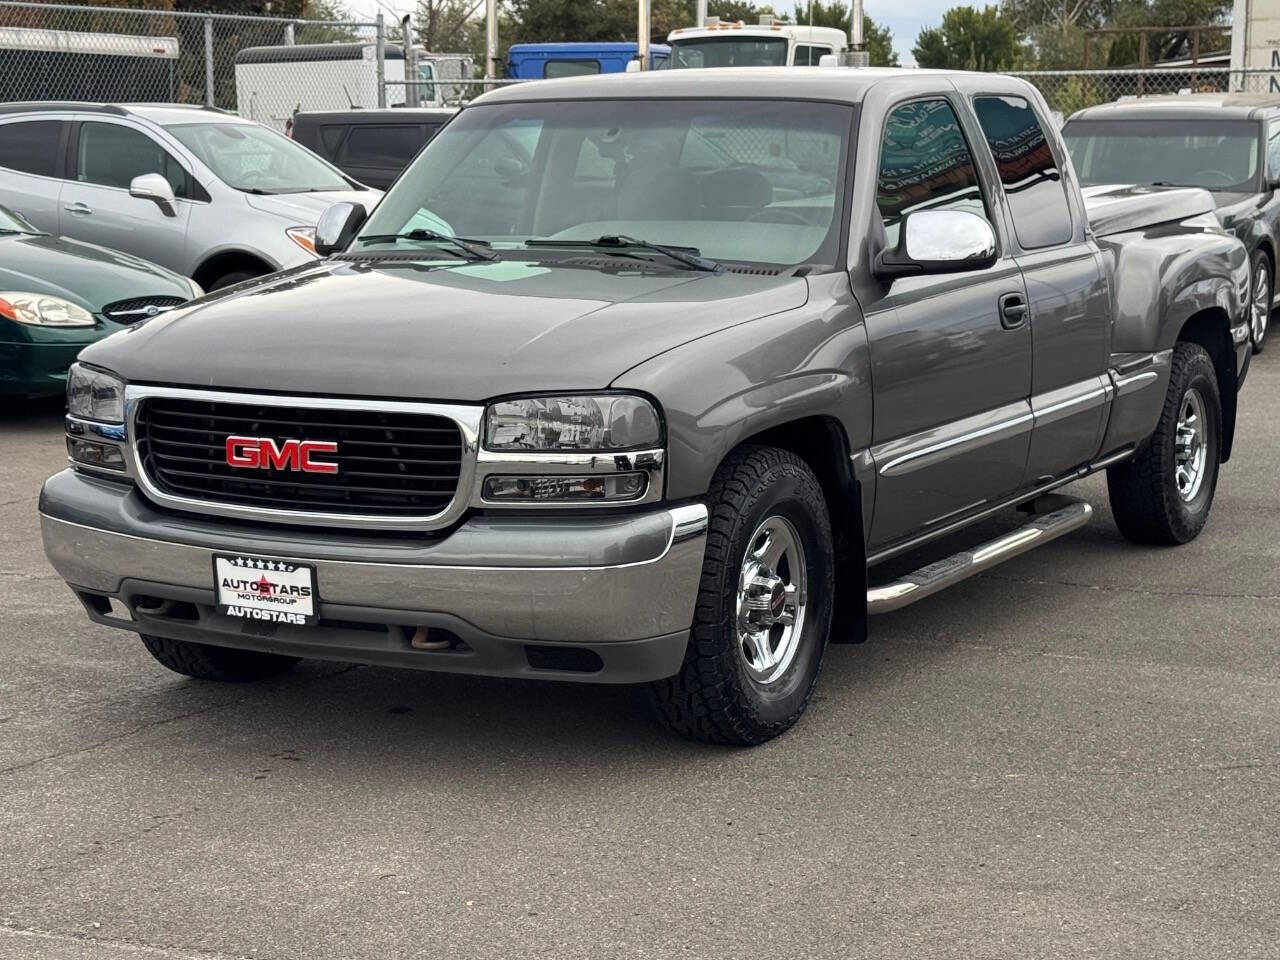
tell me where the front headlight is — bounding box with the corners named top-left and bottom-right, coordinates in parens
top-left (0, 291), bottom-right (95, 328)
top-left (67, 363), bottom-right (126, 424)
top-left (484, 395), bottom-right (661, 451)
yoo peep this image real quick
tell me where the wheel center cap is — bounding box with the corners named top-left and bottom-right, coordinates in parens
top-left (768, 581), bottom-right (786, 616)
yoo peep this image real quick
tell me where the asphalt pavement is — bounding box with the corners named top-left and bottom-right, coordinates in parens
top-left (1, 354), bottom-right (1277, 960)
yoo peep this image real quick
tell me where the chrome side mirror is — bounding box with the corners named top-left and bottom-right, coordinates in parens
top-left (129, 173), bottom-right (177, 217)
top-left (314, 202), bottom-right (368, 257)
top-left (874, 209), bottom-right (998, 279)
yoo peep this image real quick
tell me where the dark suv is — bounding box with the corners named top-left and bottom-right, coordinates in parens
top-left (291, 108), bottom-right (456, 189)
top-left (1064, 93), bottom-right (1280, 353)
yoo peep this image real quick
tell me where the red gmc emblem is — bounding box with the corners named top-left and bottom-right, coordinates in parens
top-left (225, 435), bottom-right (339, 474)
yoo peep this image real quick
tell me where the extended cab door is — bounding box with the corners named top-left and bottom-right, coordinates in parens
top-left (971, 92), bottom-right (1112, 483)
top-left (856, 94), bottom-right (1033, 552)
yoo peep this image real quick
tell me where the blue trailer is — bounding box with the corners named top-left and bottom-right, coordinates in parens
top-left (506, 42), bottom-right (670, 79)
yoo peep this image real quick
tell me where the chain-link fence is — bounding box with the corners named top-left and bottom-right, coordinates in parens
top-left (1012, 67), bottom-right (1280, 119)
top-left (0, 1), bottom-right (382, 122)
top-left (5, 4), bottom-right (1280, 127)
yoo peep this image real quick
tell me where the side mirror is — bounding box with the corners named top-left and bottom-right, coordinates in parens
top-left (314, 201), bottom-right (368, 257)
top-left (625, 59), bottom-right (642, 73)
top-left (129, 174), bottom-right (177, 217)
top-left (874, 209), bottom-right (997, 279)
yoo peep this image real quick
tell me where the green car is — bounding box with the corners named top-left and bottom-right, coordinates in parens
top-left (1, 205), bottom-right (199, 397)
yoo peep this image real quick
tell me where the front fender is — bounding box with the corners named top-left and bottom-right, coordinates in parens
top-left (610, 273), bottom-right (873, 502)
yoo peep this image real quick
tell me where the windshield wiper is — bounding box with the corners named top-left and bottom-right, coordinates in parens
top-left (526, 235), bottom-right (722, 272)
top-left (355, 228), bottom-right (498, 262)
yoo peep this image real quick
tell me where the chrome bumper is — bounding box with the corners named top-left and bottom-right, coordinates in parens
top-left (40, 470), bottom-right (707, 683)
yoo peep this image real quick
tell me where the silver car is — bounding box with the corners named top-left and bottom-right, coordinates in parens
top-left (0, 102), bottom-right (380, 290)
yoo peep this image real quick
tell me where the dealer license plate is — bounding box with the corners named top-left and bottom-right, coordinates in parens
top-left (213, 554), bottom-right (317, 626)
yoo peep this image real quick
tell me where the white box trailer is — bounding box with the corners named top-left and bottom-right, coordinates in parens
top-left (0, 26), bottom-right (179, 102)
top-left (1231, 0), bottom-right (1280, 92)
top-left (234, 42), bottom-right (471, 134)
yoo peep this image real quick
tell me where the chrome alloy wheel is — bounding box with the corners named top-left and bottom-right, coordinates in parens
top-left (1174, 387), bottom-right (1208, 502)
top-left (1253, 260), bottom-right (1271, 346)
top-left (736, 515), bottom-right (807, 685)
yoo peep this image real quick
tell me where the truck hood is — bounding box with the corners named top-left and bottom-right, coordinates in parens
top-left (0, 233), bottom-right (192, 311)
top-left (243, 188), bottom-right (382, 224)
top-left (1081, 184), bottom-right (1218, 237)
top-left (81, 258), bottom-right (808, 402)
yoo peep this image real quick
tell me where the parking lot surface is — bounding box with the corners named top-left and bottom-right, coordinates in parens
top-left (2, 356), bottom-right (1278, 960)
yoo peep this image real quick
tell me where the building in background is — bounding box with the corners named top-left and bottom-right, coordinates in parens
top-left (1232, 0), bottom-right (1280, 92)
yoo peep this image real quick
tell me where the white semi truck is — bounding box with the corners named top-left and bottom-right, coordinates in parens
top-left (664, 15), bottom-right (848, 68)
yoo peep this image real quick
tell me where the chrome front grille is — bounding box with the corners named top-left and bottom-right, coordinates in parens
top-left (126, 387), bottom-right (483, 530)
top-left (101, 296), bottom-right (186, 324)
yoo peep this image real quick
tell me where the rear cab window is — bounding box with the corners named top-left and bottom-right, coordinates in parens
top-left (544, 60), bottom-right (601, 78)
top-left (341, 125), bottom-right (427, 167)
top-left (973, 95), bottom-right (1073, 249)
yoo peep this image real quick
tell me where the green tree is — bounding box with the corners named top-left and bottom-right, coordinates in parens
top-left (913, 5), bottom-right (1020, 70)
top-left (791, 3), bottom-right (898, 65)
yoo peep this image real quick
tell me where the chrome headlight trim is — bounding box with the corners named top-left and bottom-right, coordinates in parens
top-left (471, 448), bottom-right (666, 509)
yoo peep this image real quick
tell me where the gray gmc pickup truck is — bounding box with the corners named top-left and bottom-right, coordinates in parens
top-left (41, 69), bottom-right (1252, 745)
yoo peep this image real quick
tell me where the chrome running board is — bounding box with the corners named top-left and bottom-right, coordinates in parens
top-left (867, 495), bottom-right (1093, 615)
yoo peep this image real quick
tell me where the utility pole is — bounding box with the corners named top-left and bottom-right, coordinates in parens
top-left (696, 0), bottom-right (707, 27)
top-left (402, 14), bottom-right (418, 108)
top-left (485, 0), bottom-right (500, 79)
top-left (637, 0), bottom-right (651, 70)
top-left (843, 0), bottom-right (870, 67)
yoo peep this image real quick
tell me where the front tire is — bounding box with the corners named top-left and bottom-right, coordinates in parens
top-left (1106, 342), bottom-right (1221, 545)
top-left (1250, 249), bottom-right (1272, 354)
top-left (209, 269), bottom-right (266, 292)
top-left (140, 634), bottom-right (298, 682)
top-left (648, 446), bottom-right (834, 745)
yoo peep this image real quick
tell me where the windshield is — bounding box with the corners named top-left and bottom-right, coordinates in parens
top-left (667, 36), bottom-right (788, 68)
top-left (1063, 118), bottom-right (1260, 192)
top-left (0, 204), bottom-right (37, 233)
top-left (167, 121), bottom-right (352, 194)
top-left (360, 99), bottom-right (851, 269)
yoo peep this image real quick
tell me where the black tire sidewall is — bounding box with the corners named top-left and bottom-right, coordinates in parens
top-left (1163, 349), bottom-right (1221, 538)
top-left (210, 270), bottom-right (263, 292)
top-left (705, 458), bottom-right (834, 729)
top-left (1252, 250), bottom-right (1272, 354)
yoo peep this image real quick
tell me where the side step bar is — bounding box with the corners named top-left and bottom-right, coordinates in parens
top-left (866, 495), bottom-right (1093, 615)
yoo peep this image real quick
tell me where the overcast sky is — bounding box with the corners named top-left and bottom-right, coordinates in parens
top-left (350, 0), bottom-right (952, 67)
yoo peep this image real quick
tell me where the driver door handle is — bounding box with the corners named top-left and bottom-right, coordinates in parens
top-left (999, 292), bottom-right (1028, 329)
top-left (64, 202), bottom-right (93, 216)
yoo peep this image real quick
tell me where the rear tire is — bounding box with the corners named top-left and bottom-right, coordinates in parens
top-left (1106, 342), bottom-right (1221, 545)
top-left (140, 634), bottom-right (298, 682)
top-left (648, 446), bottom-right (834, 746)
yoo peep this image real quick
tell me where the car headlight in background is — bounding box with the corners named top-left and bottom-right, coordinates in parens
top-left (66, 363), bottom-right (126, 424)
top-left (286, 226), bottom-right (317, 256)
top-left (0, 291), bottom-right (95, 328)
top-left (484, 395), bottom-right (661, 452)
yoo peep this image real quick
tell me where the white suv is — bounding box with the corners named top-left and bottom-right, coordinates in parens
top-left (0, 102), bottom-right (381, 290)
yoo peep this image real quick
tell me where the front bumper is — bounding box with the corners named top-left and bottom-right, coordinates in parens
top-left (40, 469), bottom-right (707, 683)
